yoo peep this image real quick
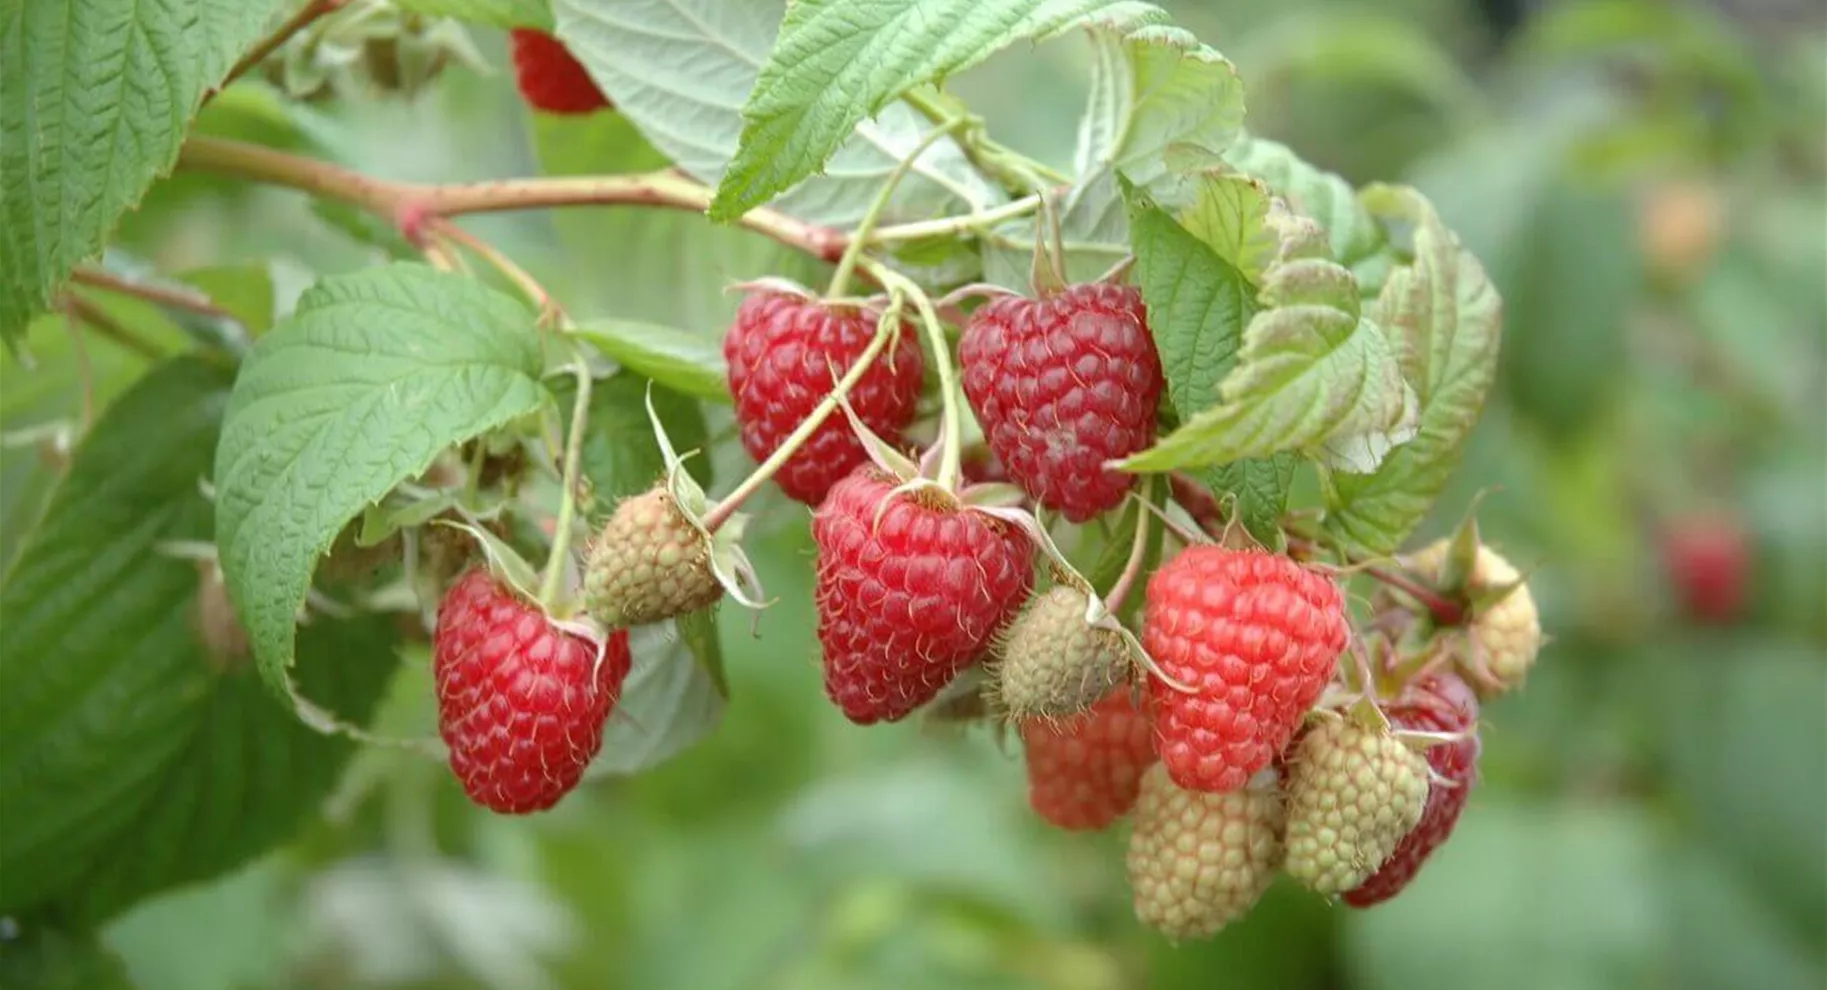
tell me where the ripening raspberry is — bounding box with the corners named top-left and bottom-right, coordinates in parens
top-left (960, 284), bottom-right (1164, 521)
top-left (1021, 689), bottom-right (1156, 830)
top-left (434, 569), bottom-right (632, 813)
top-left (1142, 545), bottom-right (1350, 792)
top-left (1344, 674), bottom-right (1482, 907)
top-left (1127, 763), bottom-right (1284, 939)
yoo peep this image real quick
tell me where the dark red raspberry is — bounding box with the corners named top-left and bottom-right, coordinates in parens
top-left (1142, 546), bottom-right (1349, 792)
top-left (1660, 512), bottom-right (1750, 624)
top-left (1345, 674), bottom-right (1481, 907)
top-left (1022, 689), bottom-right (1157, 830)
top-left (725, 293), bottom-right (925, 505)
top-left (813, 468), bottom-right (1033, 723)
top-left (433, 569), bottom-right (632, 813)
top-left (959, 284), bottom-right (1164, 521)
top-left (509, 29), bottom-right (611, 115)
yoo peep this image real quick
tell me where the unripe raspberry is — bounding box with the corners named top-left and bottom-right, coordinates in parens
top-left (193, 560), bottom-right (250, 672)
top-left (960, 283), bottom-right (1164, 521)
top-left (1127, 764), bottom-right (1285, 940)
top-left (1409, 540), bottom-right (1540, 696)
top-left (993, 585), bottom-right (1130, 719)
top-left (584, 487), bottom-right (720, 627)
top-left (1142, 546), bottom-right (1350, 793)
top-left (1021, 689), bottom-right (1155, 830)
top-left (1344, 674), bottom-right (1481, 907)
top-left (1283, 717), bottom-right (1430, 895)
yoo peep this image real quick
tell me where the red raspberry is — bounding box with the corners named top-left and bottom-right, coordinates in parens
top-left (1344, 674), bottom-right (1481, 907)
top-left (725, 293), bottom-right (924, 505)
top-left (1142, 546), bottom-right (1350, 792)
top-left (508, 29), bottom-right (611, 115)
top-left (433, 569), bottom-right (632, 813)
top-left (813, 468), bottom-right (1033, 723)
top-left (959, 284), bottom-right (1164, 521)
top-left (1660, 512), bottom-right (1750, 624)
top-left (1021, 690), bottom-right (1157, 830)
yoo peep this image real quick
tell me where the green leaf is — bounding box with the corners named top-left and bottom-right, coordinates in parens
top-left (1123, 214), bottom-right (1415, 475)
top-left (570, 321), bottom-right (730, 405)
top-left (1076, 25), bottom-right (1245, 193)
top-left (551, 0), bottom-right (1001, 227)
top-left (213, 264), bottom-right (548, 709)
top-left (1178, 173), bottom-right (1278, 284)
top-left (587, 618), bottom-right (726, 776)
top-left (1223, 132), bottom-right (1390, 285)
top-left (711, 0), bottom-right (1173, 220)
top-left (1122, 180), bottom-right (1292, 540)
top-left (0, 358), bottom-right (398, 923)
top-left (0, 0), bottom-right (290, 342)
top-left (561, 369), bottom-right (711, 506)
top-left (0, 925), bottom-right (134, 990)
top-left (396, 0), bottom-right (553, 29)
top-left (1320, 186), bottom-right (1501, 558)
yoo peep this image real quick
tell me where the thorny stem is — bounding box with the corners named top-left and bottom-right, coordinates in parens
top-left (71, 267), bottom-right (233, 319)
top-left (861, 258), bottom-right (963, 490)
top-left (538, 358), bottom-right (593, 606)
top-left (61, 296), bottom-right (165, 361)
top-left (1102, 478), bottom-right (1161, 614)
top-left (212, 0), bottom-right (348, 99)
top-left (177, 138), bottom-right (849, 263)
top-left (827, 117), bottom-right (966, 298)
top-left (699, 294), bottom-right (908, 533)
top-left (61, 307), bottom-right (96, 428)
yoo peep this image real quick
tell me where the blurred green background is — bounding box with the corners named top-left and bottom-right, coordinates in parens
top-left (6, 0), bottom-right (1824, 988)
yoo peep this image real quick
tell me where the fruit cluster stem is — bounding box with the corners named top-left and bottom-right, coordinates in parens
top-left (1103, 478), bottom-right (1162, 614)
top-left (538, 358), bottom-right (593, 605)
top-left (862, 260), bottom-right (963, 490)
top-left (826, 117), bottom-right (965, 299)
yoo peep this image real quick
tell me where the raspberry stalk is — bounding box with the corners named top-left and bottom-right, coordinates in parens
top-left (537, 357), bottom-right (592, 606)
top-left (862, 259), bottom-right (964, 490)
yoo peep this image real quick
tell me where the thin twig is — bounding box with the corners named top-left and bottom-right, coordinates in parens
top-left (61, 296), bottom-right (166, 361)
top-left (70, 267), bottom-right (232, 319)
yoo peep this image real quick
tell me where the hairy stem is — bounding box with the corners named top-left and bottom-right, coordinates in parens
top-left (699, 295), bottom-right (907, 533)
top-left (539, 359), bottom-right (593, 605)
